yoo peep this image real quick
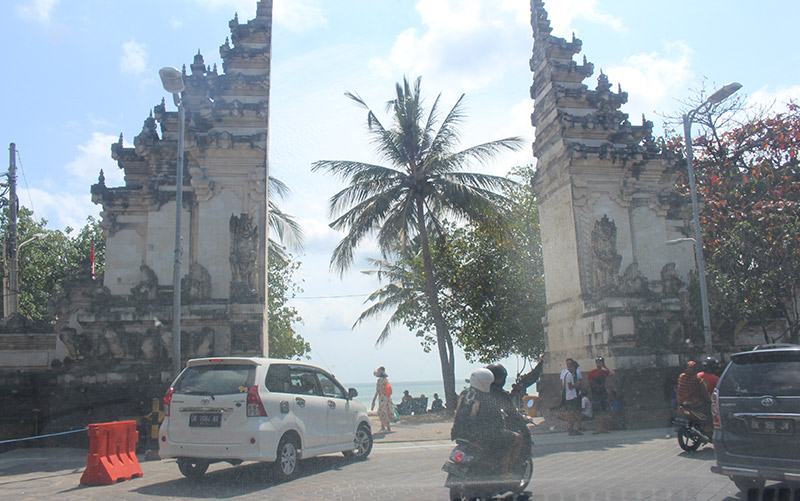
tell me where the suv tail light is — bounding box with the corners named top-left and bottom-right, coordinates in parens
top-left (711, 388), bottom-right (720, 429)
top-left (247, 386), bottom-right (268, 417)
top-left (163, 387), bottom-right (174, 417)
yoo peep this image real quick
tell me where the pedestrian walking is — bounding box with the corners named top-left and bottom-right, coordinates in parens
top-left (371, 366), bottom-right (394, 432)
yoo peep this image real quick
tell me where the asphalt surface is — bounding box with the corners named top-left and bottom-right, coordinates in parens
top-left (0, 422), bottom-right (793, 500)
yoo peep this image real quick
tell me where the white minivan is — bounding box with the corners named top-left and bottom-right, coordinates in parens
top-left (159, 357), bottom-right (372, 480)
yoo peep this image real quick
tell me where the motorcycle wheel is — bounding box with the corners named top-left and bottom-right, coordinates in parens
top-left (516, 457), bottom-right (534, 492)
top-left (677, 428), bottom-right (702, 452)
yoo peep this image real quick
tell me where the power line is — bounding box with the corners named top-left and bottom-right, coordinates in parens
top-left (15, 149), bottom-right (35, 214)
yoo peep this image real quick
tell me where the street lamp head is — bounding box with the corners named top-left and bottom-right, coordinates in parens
top-left (159, 67), bottom-right (185, 94)
top-left (707, 82), bottom-right (742, 105)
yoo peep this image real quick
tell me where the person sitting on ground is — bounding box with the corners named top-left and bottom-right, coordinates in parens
top-left (401, 390), bottom-right (413, 405)
top-left (430, 393), bottom-right (445, 413)
top-left (581, 392), bottom-right (593, 421)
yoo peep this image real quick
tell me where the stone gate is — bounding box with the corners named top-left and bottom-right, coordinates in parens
top-left (530, 0), bottom-right (699, 425)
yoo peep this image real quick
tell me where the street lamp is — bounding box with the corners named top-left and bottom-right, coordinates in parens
top-left (682, 82), bottom-right (742, 356)
top-left (159, 66), bottom-right (185, 378)
top-left (3, 233), bottom-right (45, 317)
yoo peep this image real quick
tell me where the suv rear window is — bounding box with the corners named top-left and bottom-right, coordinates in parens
top-left (174, 364), bottom-right (255, 395)
top-left (718, 352), bottom-right (800, 396)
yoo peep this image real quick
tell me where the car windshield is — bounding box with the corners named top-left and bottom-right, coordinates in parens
top-left (718, 354), bottom-right (800, 396)
top-left (174, 365), bottom-right (255, 396)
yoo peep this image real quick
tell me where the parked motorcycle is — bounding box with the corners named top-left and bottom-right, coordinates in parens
top-left (672, 405), bottom-right (713, 452)
top-left (442, 431), bottom-right (533, 500)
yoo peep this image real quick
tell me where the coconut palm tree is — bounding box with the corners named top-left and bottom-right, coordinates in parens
top-left (312, 76), bottom-right (522, 410)
top-left (268, 175), bottom-right (304, 260)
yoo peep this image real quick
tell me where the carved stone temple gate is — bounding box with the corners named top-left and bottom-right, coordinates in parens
top-left (530, 1), bottom-right (700, 425)
top-left (0, 1), bottom-right (274, 438)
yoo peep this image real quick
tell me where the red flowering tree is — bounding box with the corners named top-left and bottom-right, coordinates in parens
top-left (689, 103), bottom-right (800, 344)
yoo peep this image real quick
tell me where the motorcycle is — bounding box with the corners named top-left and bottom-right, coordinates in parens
top-left (672, 404), bottom-right (713, 452)
top-left (442, 427), bottom-right (533, 500)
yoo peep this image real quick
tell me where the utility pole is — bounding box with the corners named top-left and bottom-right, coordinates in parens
top-left (5, 143), bottom-right (18, 317)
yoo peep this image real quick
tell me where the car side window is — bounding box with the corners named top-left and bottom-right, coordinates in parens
top-left (265, 364), bottom-right (292, 393)
top-left (317, 372), bottom-right (346, 399)
top-left (289, 368), bottom-right (321, 396)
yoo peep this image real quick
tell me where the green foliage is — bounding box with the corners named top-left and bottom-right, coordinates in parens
top-left (690, 103), bottom-right (800, 343)
top-left (355, 166), bottom-right (545, 365)
top-left (1, 208), bottom-right (103, 322)
top-left (267, 252), bottom-right (309, 359)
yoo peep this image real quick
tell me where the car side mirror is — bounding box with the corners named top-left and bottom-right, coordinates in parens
top-left (348, 388), bottom-right (358, 400)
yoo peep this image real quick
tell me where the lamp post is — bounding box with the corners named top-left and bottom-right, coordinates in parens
top-left (159, 67), bottom-right (186, 378)
top-left (682, 82), bottom-right (742, 355)
top-left (3, 233), bottom-right (45, 317)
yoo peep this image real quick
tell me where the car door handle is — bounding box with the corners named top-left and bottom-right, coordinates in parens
top-left (295, 397), bottom-right (306, 407)
top-left (328, 400), bottom-right (336, 409)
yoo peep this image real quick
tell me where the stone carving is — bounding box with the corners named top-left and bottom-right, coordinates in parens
top-left (141, 327), bottom-right (168, 360)
top-left (591, 216), bottom-right (622, 294)
top-left (191, 327), bottom-right (215, 358)
top-left (229, 213), bottom-right (258, 299)
top-left (661, 263), bottom-right (684, 297)
top-left (130, 264), bottom-right (158, 302)
top-left (619, 262), bottom-right (649, 296)
top-left (183, 263), bottom-right (212, 301)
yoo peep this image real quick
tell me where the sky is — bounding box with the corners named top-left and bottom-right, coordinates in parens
top-left (2, 0), bottom-right (799, 386)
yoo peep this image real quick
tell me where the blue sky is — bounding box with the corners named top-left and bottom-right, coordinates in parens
top-left (2, 0), bottom-right (798, 385)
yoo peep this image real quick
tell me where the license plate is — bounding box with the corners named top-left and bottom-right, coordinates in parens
top-left (749, 418), bottom-right (793, 435)
top-left (189, 413), bottom-right (222, 427)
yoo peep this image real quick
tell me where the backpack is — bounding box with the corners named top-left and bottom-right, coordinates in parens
top-left (450, 389), bottom-right (481, 441)
top-left (384, 381), bottom-right (393, 397)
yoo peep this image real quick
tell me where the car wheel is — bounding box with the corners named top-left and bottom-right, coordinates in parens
top-left (732, 476), bottom-right (765, 493)
top-left (343, 424), bottom-right (373, 460)
top-left (177, 458), bottom-right (209, 480)
top-left (274, 434), bottom-right (300, 482)
top-left (677, 428), bottom-right (701, 452)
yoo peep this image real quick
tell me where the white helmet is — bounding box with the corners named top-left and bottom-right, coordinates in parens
top-left (469, 368), bottom-right (494, 393)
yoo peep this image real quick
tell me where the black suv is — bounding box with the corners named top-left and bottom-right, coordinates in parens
top-left (711, 344), bottom-right (800, 492)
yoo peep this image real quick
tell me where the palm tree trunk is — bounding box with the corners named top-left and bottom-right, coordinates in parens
top-left (414, 196), bottom-right (457, 412)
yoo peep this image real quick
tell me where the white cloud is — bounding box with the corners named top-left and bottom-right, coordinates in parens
top-left (747, 85), bottom-right (800, 113)
top-left (273, 0), bottom-right (326, 32)
top-left (604, 41), bottom-right (694, 122)
top-left (64, 133), bottom-right (123, 187)
top-left (120, 40), bottom-right (148, 76)
top-left (15, 0), bottom-right (60, 24)
top-left (24, 188), bottom-right (98, 231)
top-left (545, 0), bottom-right (626, 38)
top-left (371, 0), bottom-right (531, 94)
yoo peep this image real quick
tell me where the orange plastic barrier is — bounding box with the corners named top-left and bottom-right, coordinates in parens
top-left (79, 420), bottom-right (143, 486)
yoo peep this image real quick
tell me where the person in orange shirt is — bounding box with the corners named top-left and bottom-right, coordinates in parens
top-left (697, 357), bottom-right (721, 395)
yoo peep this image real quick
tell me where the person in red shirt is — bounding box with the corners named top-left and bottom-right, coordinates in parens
top-left (587, 356), bottom-right (614, 433)
top-left (697, 357), bottom-right (721, 395)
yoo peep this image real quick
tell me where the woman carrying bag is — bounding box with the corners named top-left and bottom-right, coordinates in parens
top-left (371, 366), bottom-right (394, 432)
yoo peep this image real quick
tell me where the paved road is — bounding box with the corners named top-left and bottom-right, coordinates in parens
top-left (0, 428), bottom-right (767, 500)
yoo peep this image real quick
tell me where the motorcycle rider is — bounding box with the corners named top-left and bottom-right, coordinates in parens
top-left (676, 360), bottom-right (712, 428)
top-left (697, 357), bottom-right (721, 395)
top-left (486, 363), bottom-right (528, 474)
top-left (451, 368), bottom-right (521, 476)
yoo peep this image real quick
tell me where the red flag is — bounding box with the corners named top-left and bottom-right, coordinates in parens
top-left (90, 243), bottom-right (96, 280)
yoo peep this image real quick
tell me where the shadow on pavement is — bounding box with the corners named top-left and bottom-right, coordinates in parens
top-left (677, 446), bottom-right (715, 460)
top-left (532, 429), bottom-right (684, 458)
top-left (125, 455), bottom-right (365, 498)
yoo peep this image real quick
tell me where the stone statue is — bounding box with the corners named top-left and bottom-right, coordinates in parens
top-left (229, 213), bottom-right (258, 298)
top-left (130, 264), bottom-right (158, 302)
top-left (660, 262), bottom-right (684, 297)
top-left (183, 263), bottom-right (212, 300)
top-left (591, 216), bottom-right (622, 294)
